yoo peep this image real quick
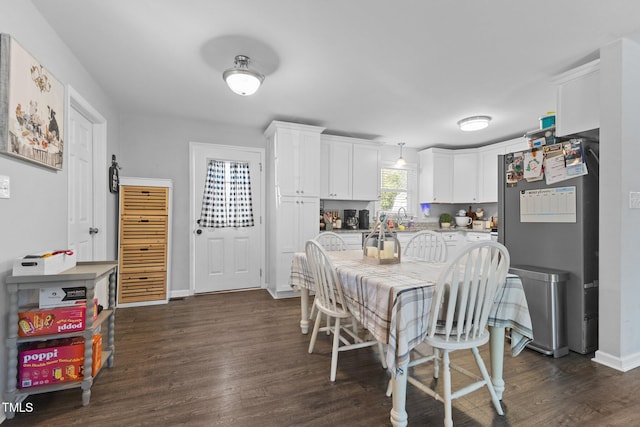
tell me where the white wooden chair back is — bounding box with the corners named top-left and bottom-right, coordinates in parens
top-left (429, 241), bottom-right (510, 343)
top-left (404, 230), bottom-right (447, 262)
top-left (314, 232), bottom-right (348, 251)
top-left (305, 239), bottom-right (349, 317)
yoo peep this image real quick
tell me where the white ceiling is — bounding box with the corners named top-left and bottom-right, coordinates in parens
top-left (32, 0), bottom-right (640, 149)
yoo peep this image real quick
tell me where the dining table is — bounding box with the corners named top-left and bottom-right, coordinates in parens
top-left (290, 249), bottom-right (533, 427)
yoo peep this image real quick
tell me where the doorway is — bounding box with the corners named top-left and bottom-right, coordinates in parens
top-left (67, 86), bottom-right (107, 261)
top-left (189, 142), bottom-right (265, 294)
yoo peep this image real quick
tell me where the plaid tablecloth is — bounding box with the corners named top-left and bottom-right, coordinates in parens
top-left (290, 250), bottom-right (533, 373)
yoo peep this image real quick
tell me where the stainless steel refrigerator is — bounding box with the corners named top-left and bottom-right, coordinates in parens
top-left (498, 138), bottom-right (599, 354)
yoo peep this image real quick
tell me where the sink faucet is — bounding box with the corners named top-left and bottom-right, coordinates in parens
top-left (397, 207), bottom-right (407, 226)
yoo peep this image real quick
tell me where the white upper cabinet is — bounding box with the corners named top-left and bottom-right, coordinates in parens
top-left (554, 59), bottom-right (600, 137)
top-left (501, 136), bottom-right (530, 154)
top-left (265, 121), bottom-right (324, 197)
top-left (452, 149), bottom-right (478, 203)
top-left (419, 148), bottom-right (453, 203)
top-left (320, 135), bottom-right (380, 201)
top-left (352, 143), bottom-right (380, 200)
top-left (477, 144), bottom-right (504, 203)
top-left (320, 136), bottom-right (353, 199)
top-left (477, 137), bottom-right (528, 203)
top-left (420, 137), bottom-right (529, 204)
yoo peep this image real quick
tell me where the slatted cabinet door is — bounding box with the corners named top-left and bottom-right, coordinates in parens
top-left (118, 182), bottom-right (171, 306)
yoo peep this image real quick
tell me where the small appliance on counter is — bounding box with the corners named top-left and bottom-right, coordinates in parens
top-left (344, 209), bottom-right (358, 230)
top-left (358, 209), bottom-right (370, 230)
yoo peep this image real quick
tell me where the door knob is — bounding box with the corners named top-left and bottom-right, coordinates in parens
top-left (89, 227), bottom-right (99, 235)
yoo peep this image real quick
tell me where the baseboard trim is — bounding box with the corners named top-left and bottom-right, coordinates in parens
top-left (170, 289), bottom-right (191, 299)
top-left (593, 349), bottom-right (640, 372)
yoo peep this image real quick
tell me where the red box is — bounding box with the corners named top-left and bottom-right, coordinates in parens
top-left (18, 337), bottom-right (85, 389)
top-left (18, 299), bottom-right (98, 337)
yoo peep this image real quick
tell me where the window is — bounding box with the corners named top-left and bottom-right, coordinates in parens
top-left (380, 167), bottom-right (411, 213)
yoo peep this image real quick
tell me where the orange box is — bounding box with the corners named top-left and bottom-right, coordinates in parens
top-left (18, 299), bottom-right (98, 337)
top-left (19, 337), bottom-right (85, 389)
top-left (92, 334), bottom-right (102, 375)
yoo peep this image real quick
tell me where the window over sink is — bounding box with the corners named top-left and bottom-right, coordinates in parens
top-left (379, 163), bottom-right (417, 216)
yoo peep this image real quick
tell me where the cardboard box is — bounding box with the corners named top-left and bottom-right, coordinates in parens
top-left (18, 299), bottom-right (98, 337)
top-left (12, 251), bottom-right (76, 276)
top-left (18, 337), bottom-right (85, 389)
top-left (92, 334), bottom-right (102, 375)
top-left (39, 286), bottom-right (87, 308)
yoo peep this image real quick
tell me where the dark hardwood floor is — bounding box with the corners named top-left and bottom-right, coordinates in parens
top-left (5, 289), bottom-right (640, 426)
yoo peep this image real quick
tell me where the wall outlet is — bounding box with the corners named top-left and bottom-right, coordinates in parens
top-left (630, 192), bottom-right (640, 209)
top-left (0, 175), bottom-right (9, 199)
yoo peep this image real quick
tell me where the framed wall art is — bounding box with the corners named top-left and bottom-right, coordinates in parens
top-left (0, 33), bottom-right (65, 170)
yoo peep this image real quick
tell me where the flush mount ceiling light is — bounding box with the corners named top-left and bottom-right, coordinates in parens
top-left (396, 142), bottom-right (407, 166)
top-left (223, 55), bottom-right (264, 96)
top-left (457, 115), bottom-right (492, 131)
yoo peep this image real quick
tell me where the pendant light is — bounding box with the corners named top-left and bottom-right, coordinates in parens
top-left (223, 55), bottom-right (264, 96)
top-left (458, 115), bottom-right (491, 131)
top-left (396, 142), bottom-right (407, 166)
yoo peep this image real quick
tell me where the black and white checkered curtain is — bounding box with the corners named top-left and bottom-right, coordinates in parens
top-left (228, 161), bottom-right (255, 227)
top-left (199, 160), bottom-right (254, 228)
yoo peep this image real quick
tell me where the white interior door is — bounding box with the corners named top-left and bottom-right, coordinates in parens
top-left (68, 106), bottom-right (94, 261)
top-left (190, 143), bottom-right (264, 293)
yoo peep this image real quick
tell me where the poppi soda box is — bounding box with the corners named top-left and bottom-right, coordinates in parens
top-left (18, 337), bottom-right (85, 389)
top-left (18, 299), bottom-right (98, 337)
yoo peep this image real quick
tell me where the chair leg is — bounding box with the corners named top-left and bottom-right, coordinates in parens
top-left (433, 348), bottom-right (440, 379)
top-left (386, 375), bottom-right (394, 397)
top-left (442, 350), bottom-right (453, 427)
top-left (471, 347), bottom-right (504, 415)
top-left (309, 296), bottom-right (316, 320)
top-left (378, 343), bottom-right (388, 369)
top-left (308, 310), bottom-right (322, 354)
top-left (330, 317), bottom-right (342, 382)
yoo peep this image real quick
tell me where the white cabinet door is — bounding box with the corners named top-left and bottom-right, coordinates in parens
top-left (452, 150), bottom-right (478, 203)
top-left (269, 125), bottom-right (321, 197)
top-left (555, 60), bottom-right (600, 137)
top-left (440, 231), bottom-right (461, 261)
top-left (299, 197), bottom-right (320, 248)
top-left (352, 144), bottom-right (380, 200)
top-left (320, 138), bottom-right (352, 199)
top-left (502, 137), bottom-right (529, 154)
top-left (341, 233), bottom-right (363, 250)
top-left (275, 130), bottom-right (299, 197)
top-left (298, 131), bottom-right (321, 197)
top-left (419, 148), bottom-right (453, 203)
top-left (477, 145), bottom-right (504, 203)
top-left (279, 196), bottom-right (300, 254)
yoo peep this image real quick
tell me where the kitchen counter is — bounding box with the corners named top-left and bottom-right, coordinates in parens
top-left (322, 225), bottom-right (494, 234)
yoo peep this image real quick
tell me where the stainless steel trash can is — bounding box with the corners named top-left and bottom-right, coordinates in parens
top-left (509, 266), bottom-right (570, 358)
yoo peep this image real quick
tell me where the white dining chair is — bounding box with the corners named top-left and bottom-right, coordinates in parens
top-left (389, 241), bottom-right (509, 427)
top-left (314, 231), bottom-right (348, 252)
top-left (305, 239), bottom-right (387, 382)
top-left (310, 232), bottom-right (348, 322)
top-left (403, 230), bottom-right (447, 262)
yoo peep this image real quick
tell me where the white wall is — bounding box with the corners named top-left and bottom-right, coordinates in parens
top-left (0, 0), bottom-right (120, 412)
top-left (118, 113), bottom-right (265, 294)
top-left (594, 36), bottom-right (640, 371)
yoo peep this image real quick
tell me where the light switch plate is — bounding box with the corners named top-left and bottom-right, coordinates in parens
top-left (0, 175), bottom-right (9, 199)
top-left (630, 192), bottom-right (640, 209)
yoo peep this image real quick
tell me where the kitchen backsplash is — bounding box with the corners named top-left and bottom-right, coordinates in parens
top-left (321, 199), bottom-right (498, 226)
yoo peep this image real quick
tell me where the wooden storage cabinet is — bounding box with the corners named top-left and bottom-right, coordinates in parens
top-left (4, 262), bottom-right (117, 419)
top-left (118, 178), bottom-right (172, 306)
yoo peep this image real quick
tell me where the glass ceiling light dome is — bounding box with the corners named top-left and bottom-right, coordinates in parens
top-left (223, 55), bottom-right (264, 96)
top-left (457, 115), bottom-right (492, 131)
